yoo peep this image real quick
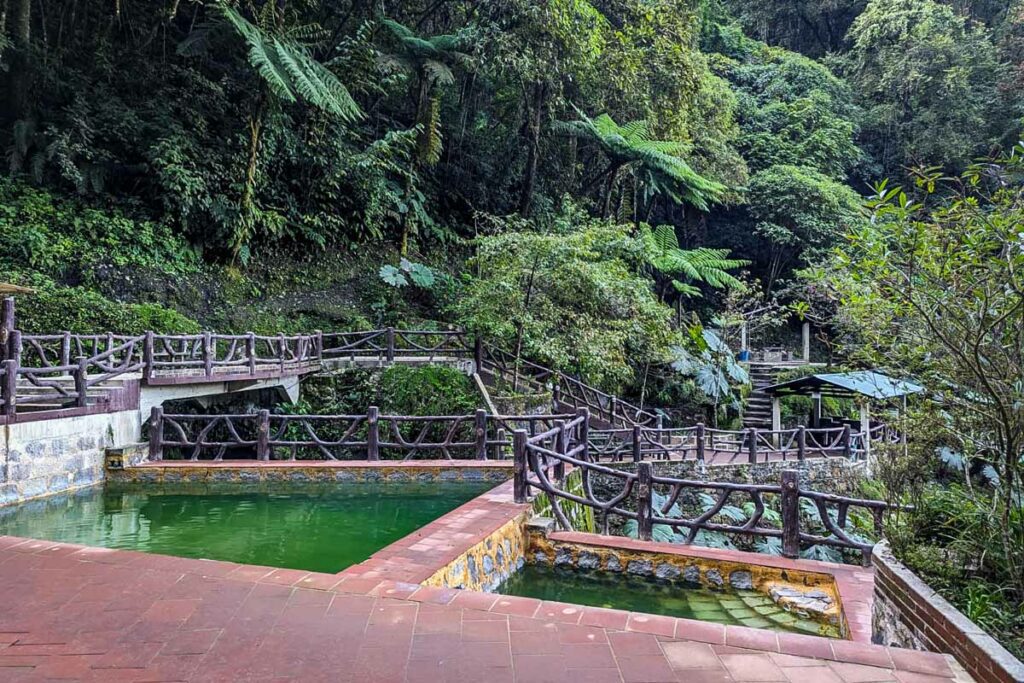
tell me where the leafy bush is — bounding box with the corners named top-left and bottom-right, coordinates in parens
top-left (14, 286), bottom-right (199, 334)
top-left (0, 178), bottom-right (196, 285)
top-left (376, 365), bottom-right (479, 416)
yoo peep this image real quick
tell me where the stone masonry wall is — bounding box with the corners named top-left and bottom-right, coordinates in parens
top-left (0, 410), bottom-right (141, 507)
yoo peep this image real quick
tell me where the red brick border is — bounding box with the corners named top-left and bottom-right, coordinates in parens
top-left (873, 541), bottom-right (1024, 683)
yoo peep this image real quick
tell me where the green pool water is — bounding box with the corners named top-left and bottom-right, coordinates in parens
top-left (0, 481), bottom-right (493, 573)
top-left (496, 564), bottom-right (840, 637)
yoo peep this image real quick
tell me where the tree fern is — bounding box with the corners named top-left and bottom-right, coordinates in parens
top-left (556, 109), bottom-right (727, 214)
top-left (641, 224), bottom-right (748, 297)
top-left (214, 5), bottom-right (361, 122)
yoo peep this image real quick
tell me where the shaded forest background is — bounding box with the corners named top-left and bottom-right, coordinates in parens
top-left (0, 0), bottom-right (1021, 400)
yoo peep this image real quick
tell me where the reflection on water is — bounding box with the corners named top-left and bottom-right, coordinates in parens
top-left (0, 481), bottom-right (493, 573)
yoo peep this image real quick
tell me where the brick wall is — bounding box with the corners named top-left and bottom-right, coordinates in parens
top-left (872, 541), bottom-right (1024, 683)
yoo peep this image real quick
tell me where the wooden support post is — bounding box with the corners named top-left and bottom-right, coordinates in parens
top-left (554, 419), bottom-right (566, 482)
top-left (473, 335), bottom-right (484, 373)
top-left (106, 331), bottom-right (114, 353)
top-left (315, 330), bottom-right (323, 364)
top-left (0, 297), bottom-right (14, 359)
top-left (493, 427), bottom-right (506, 460)
top-left (802, 322), bottom-right (810, 363)
top-left (577, 408), bottom-right (590, 462)
top-left (149, 406), bottom-right (164, 461)
top-left (256, 409), bottom-right (270, 461)
top-left (61, 332), bottom-right (71, 367)
top-left (2, 359), bottom-right (17, 417)
top-left (842, 424), bottom-right (852, 459)
top-left (740, 321), bottom-right (748, 352)
top-left (246, 333), bottom-right (256, 375)
top-left (632, 424), bottom-right (642, 463)
top-left (202, 332), bottom-right (213, 378)
top-left (142, 331), bottom-right (154, 382)
top-left (747, 428), bottom-right (758, 464)
top-left (74, 356), bottom-right (88, 407)
top-left (858, 402), bottom-right (871, 460)
top-left (386, 327), bottom-right (395, 363)
top-left (8, 330), bottom-right (21, 366)
top-left (797, 425), bottom-right (806, 462)
top-left (696, 423), bottom-right (705, 463)
top-left (781, 470), bottom-right (800, 559)
top-left (811, 392), bottom-right (822, 428)
top-left (609, 396), bottom-right (618, 424)
top-left (636, 462), bottom-right (653, 541)
top-left (367, 406), bottom-right (380, 461)
top-left (474, 409), bottom-right (487, 460)
top-left (278, 333), bottom-right (287, 372)
top-left (552, 382), bottom-right (561, 412)
top-left (513, 429), bottom-right (528, 503)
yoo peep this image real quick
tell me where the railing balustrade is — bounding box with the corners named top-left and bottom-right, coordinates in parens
top-left (148, 406), bottom-right (581, 462)
top-left (512, 414), bottom-right (898, 565)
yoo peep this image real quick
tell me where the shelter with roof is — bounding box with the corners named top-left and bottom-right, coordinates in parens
top-left (760, 371), bottom-right (923, 439)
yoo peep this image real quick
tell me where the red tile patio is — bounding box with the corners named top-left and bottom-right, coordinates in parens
top-left (0, 535), bottom-right (971, 682)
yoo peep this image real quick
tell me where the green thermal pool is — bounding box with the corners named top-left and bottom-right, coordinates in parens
top-left (0, 481), bottom-right (494, 573)
top-left (496, 564), bottom-right (840, 637)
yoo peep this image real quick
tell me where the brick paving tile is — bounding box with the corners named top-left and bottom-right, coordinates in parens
top-left (719, 654), bottom-right (789, 682)
top-left (0, 538), bottom-right (973, 683)
top-left (782, 665), bottom-right (844, 682)
top-left (661, 641), bottom-right (722, 669)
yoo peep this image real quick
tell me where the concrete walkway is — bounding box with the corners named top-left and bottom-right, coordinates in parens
top-left (0, 536), bottom-right (969, 682)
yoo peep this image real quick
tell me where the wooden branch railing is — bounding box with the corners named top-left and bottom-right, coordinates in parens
top-left (3, 290), bottom-right (660, 427)
top-left (148, 406), bottom-right (579, 462)
top-left (587, 423), bottom-right (860, 464)
top-left (513, 416), bottom-right (898, 564)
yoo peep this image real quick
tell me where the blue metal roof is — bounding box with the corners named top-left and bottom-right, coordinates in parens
top-left (762, 371), bottom-right (923, 400)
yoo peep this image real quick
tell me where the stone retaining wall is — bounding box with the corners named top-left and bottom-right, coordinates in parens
top-left (601, 456), bottom-right (866, 495)
top-left (107, 461), bottom-right (514, 486)
top-left (0, 410), bottom-right (140, 506)
top-left (872, 541), bottom-right (1024, 683)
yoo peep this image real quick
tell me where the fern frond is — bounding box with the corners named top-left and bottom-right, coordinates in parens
top-left (217, 4), bottom-right (361, 122)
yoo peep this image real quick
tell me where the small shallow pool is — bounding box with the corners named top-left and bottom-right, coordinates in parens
top-left (496, 564), bottom-right (840, 637)
top-left (0, 481), bottom-right (493, 573)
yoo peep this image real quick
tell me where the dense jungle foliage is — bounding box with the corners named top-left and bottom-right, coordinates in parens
top-left (1, 0), bottom-right (1023, 654)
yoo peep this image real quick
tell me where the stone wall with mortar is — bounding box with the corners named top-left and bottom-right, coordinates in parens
top-left (603, 457), bottom-right (867, 495)
top-left (422, 511), bottom-right (531, 592)
top-left (872, 541), bottom-right (1024, 683)
top-left (0, 410), bottom-right (141, 507)
top-left (107, 462), bottom-right (513, 486)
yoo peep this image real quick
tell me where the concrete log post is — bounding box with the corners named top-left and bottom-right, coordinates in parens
top-left (781, 470), bottom-right (801, 559)
top-left (367, 406), bottom-right (380, 461)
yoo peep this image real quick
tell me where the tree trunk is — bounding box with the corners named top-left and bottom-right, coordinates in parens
top-left (4, 0), bottom-right (31, 123)
top-left (234, 97), bottom-right (265, 262)
top-left (518, 80), bottom-right (546, 216)
top-left (602, 163), bottom-right (621, 219)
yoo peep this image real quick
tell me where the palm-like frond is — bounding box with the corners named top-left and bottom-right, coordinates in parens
top-left (641, 225), bottom-right (748, 297)
top-left (380, 17), bottom-right (470, 64)
top-left (217, 5), bottom-right (361, 122)
top-left (557, 108), bottom-right (727, 211)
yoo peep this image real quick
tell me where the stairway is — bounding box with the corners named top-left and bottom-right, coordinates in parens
top-left (743, 365), bottom-right (780, 429)
top-left (13, 375), bottom-right (137, 414)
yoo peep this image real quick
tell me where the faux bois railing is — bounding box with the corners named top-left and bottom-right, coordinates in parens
top-left (2, 295), bottom-right (656, 428)
top-left (146, 405), bottom-right (881, 465)
top-left (511, 417), bottom-right (896, 564)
